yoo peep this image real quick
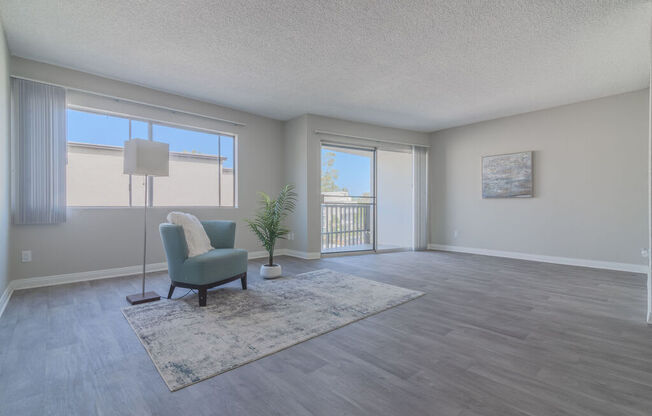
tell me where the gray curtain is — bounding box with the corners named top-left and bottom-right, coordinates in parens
top-left (412, 146), bottom-right (428, 250)
top-left (11, 78), bottom-right (67, 224)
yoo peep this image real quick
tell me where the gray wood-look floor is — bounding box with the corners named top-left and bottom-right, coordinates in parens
top-left (1, 251), bottom-right (651, 416)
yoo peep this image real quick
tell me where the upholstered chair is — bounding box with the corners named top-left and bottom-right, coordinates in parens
top-left (159, 220), bottom-right (248, 306)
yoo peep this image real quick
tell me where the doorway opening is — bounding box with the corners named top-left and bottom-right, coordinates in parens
top-left (320, 143), bottom-right (414, 254)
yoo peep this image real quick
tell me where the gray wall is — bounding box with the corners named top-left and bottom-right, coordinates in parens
top-left (10, 58), bottom-right (285, 280)
top-left (8, 57), bottom-right (649, 283)
top-left (0, 23), bottom-right (9, 293)
top-left (283, 115), bottom-right (309, 253)
top-left (430, 89), bottom-right (649, 267)
top-left (10, 58), bottom-right (431, 279)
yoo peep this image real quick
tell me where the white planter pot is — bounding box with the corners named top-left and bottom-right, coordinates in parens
top-left (260, 264), bottom-right (282, 279)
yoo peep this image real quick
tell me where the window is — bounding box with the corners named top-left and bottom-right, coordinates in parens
top-left (66, 108), bottom-right (237, 207)
top-left (66, 109), bottom-right (130, 206)
top-left (152, 124), bottom-right (235, 207)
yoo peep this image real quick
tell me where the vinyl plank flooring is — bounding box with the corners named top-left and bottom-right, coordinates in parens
top-left (0, 251), bottom-right (650, 415)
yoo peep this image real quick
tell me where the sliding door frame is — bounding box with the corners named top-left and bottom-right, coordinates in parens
top-left (320, 142), bottom-right (377, 254)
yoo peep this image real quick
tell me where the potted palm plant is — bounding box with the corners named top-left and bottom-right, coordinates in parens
top-left (245, 184), bottom-right (297, 279)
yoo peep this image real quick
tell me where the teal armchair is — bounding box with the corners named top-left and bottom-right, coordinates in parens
top-left (159, 220), bottom-right (248, 306)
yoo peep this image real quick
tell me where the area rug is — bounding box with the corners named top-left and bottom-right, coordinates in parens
top-left (122, 268), bottom-right (424, 391)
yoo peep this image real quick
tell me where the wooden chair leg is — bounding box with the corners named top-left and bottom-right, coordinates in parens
top-left (167, 284), bottom-right (175, 299)
top-left (241, 273), bottom-right (247, 290)
top-left (198, 288), bottom-right (207, 306)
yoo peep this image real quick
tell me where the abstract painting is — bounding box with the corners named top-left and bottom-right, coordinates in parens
top-left (482, 151), bottom-right (532, 198)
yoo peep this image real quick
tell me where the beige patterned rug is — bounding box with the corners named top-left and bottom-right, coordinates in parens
top-left (122, 269), bottom-right (424, 391)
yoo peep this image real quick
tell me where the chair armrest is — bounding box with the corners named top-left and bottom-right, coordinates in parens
top-left (159, 223), bottom-right (188, 281)
top-left (201, 221), bottom-right (236, 249)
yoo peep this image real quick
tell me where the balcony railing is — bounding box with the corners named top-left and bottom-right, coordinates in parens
top-left (321, 202), bottom-right (372, 251)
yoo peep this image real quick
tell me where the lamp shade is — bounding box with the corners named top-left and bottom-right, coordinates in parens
top-left (123, 139), bottom-right (169, 176)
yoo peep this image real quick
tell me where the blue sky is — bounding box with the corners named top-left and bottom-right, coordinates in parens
top-left (322, 148), bottom-right (371, 196)
top-left (67, 109), bottom-right (234, 168)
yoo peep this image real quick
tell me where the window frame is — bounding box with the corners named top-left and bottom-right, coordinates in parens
top-left (66, 105), bottom-right (238, 209)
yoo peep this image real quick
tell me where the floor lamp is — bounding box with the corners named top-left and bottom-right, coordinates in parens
top-left (123, 138), bottom-right (170, 305)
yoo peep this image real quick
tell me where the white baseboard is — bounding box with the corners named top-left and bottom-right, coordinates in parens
top-left (282, 249), bottom-right (321, 260)
top-left (247, 250), bottom-right (269, 260)
top-left (427, 244), bottom-right (648, 274)
top-left (0, 262), bottom-right (166, 319)
top-left (250, 249), bottom-right (321, 260)
top-left (11, 262), bottom-right (169, 291)
top-left (0, 283), bottom-right (14, 319)
top-left (0, 248), bottom-right (322, 319)
top-left (9, 249), bottom-right (320, 292)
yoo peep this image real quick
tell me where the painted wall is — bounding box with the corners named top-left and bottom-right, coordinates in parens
top-left (282, 115), bottom-right (309, 254)
top-left (10, 56), bottom-right (648, 292)
top-left (430, 89), bottom-right (649, 268)
top-left (10, 58), bottom-right (430, 279)
top-left (0, 24), bottom-right (10, 294)
top-left (9, 58), bottom-right (285, 281)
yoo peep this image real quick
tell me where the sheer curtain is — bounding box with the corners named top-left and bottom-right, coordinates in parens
top-left (412, 146), bottom-right (428, 250)
top-left (11, 78), bottom-right (67, 224)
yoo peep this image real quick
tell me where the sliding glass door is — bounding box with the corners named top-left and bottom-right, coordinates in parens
top-left (320, 144), bottom-right (376, 253)
top-left (320, 141), bottom-right (418, 254)
top-left (376, 149), bottom-right (413, 250)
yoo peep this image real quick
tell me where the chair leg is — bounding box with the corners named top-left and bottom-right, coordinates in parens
top-left (167, 284), bottom-right (175, 299)
top-left (241, 273), bottom-right (247, 290)
top-left (198, 288), bottom-right (207, 307)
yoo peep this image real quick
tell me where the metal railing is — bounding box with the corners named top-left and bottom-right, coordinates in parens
top-left (321, 202), bottom-right (372, 251)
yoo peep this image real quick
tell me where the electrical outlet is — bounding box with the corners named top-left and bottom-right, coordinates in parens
top-left (288, 232), bottom-right (295, 241)
top-left (453, 230), bottom-right (459, 239)
top-left (21, 250), bottom-right (32, 263)
top-left (641, 248), bottom-right (649, 258)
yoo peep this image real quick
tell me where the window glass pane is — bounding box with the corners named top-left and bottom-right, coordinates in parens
top-left (129, 120), bottom-right (148, 206)
top-left (152, 124), bottom-right (220, 206)
top-left (220, 136), bottom-right (235, 207)
top-left (320, 145), bottom-right (375, 253)
top-left (131, 174), bottom-right (147, 207)
top-left (66, 109), bottom-right (130, 206)
top-left (130, 119), bottom-right (148, 140)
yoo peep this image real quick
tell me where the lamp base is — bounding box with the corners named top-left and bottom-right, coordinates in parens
top-left (126, 291), bottom-right (161, 305)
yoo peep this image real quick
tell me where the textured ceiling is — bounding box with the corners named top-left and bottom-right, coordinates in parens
top-left (0, 1), bottom-right (650, 131)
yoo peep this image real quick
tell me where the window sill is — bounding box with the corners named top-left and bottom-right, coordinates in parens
top-left (67, 205), bottom-right (239, 210)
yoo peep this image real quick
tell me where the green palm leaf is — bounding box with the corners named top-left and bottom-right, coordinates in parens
top-left (245, 184), bottom-right (297, 266)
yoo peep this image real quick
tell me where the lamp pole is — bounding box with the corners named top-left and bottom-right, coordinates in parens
top-left (124, 138), bottom-right (167, 305)
top-left (142, 175), bottom-right (148, 297)
top-left (126, 174), bottom-right (160, 305)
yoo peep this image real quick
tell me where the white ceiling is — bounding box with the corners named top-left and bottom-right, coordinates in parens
top-left (0, 1), bottom-right (650, 132)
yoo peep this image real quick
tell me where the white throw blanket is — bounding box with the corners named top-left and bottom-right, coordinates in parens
top-left (166, 212), bottom-right (214, 257)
